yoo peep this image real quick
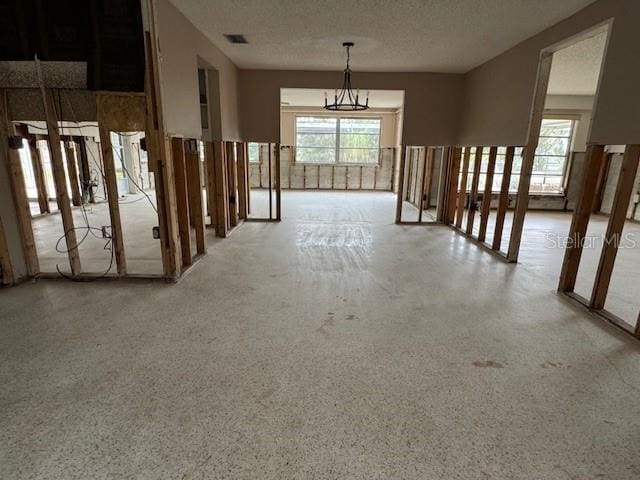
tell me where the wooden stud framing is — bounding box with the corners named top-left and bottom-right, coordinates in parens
top-left (268, 143), bottom-right (273, 218)
top-left (465, 147), bottom-right (483, 235)
top-left (185, 140), bottom-right (206, 255)
top-left (97, 124), bottom-right (126, 275)
top-left (29, 137), bottom-right (50, 213)
top-left (171, 137), bottom-right (191, 269)
top-left (226, 141), bottom-right (238, 227)
top-left (558, 144), bottom-right (605, 292)
top-left (455, 147), bottom-right (471, 228)
top-left (275, 144), bottom-right (282, 221)
top-left (507, 53), bottom-right (553, 262)
top-left (0, 216), bottom-right (13, 285)
top-left (590, 145), bottom-right (640, 310)
top-left (492, 146), bottom-right (515, 251)
top-left (395, 146), bottom-right (407, 224)
top-left (423, 147), bottom-right (435, 210)
top-left (143, 2), bottom-right (180, 279)
top-left (44, 90), bottom-right (81, 275)
top-left (205, 141), bottom-right (216, 227)
top-left (478, 146), bottom-right (497, 242)
top-left (64, 140), bottom-right (82, 206)
top-left (445, 147), bottom-right (462, 225)
top-left (212, 141), bottom-right (229, 237)
top-left (1, 94), bottom-right (39, 276)
top-left (417, 148), bottom-right (429, 223)
top-left (236, 142), bottom-right (248, 220)
top-left (592, 150), bottom-right (611, 214)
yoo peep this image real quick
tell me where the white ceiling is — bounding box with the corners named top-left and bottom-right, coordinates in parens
top-left (281, 88), bottom-right (404, 109)
top-left (547, 30), bottom-right (608, 96)
top-left (170, 0), bottom-right (597, 72)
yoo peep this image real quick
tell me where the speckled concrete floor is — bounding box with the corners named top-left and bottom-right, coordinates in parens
top-left (2, 191), bottom-right (640, 479)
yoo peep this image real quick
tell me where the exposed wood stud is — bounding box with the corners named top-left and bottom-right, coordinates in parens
top-left (395, 146), bottom-right (407, 224)
top-left (478, 146), bottom-right (497, 242)
top-left (185, 139), bottom-right (206, 255)
top-left (212, 141), bottom-right (229, 237)
top-left (236, 142), bottom-right (248, 220)
top-left (98, 125), bottom-right (126, 275)
top-left (423, 147), bottom-right (434, 210)
top-left (43, 90), bottom-right (81, 275)
top-left (205, 141), bottom-right (216, 227)
top-left (592, 150), bottom-right (611, 214)
top-left (29, 137), bottom-right (50, 213)
top-left (465, 147), bottom-right (483, 234)
top-left (558, 144), bottom-right (605, 292)
top-left (492, 146), bottom-right (515, 251)
top-left (590, 144), bottom-right (640, 310)
top-left (446, 147), bottom-right (462, 224)
top-left (170, 137), bottom-right (191, 269)
top-left (268, 143), bottom-right (273, 219)
top-left (226, 141), bottom-right (238, 227)
top-left (0, 216), bottom-right (13, 285)
top-left (455, 147), bottom-right (471, 228)
top-left (417, 147), bottom-right (429, 223)
top-left (64, 140), bottom-right (82, 206)
top-left (275, 144), bottom-right (282, 221)
top-left (507, 53), bottom-right (553, 262)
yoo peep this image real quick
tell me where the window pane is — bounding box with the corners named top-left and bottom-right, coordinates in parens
top-left (339, 118), bottom-right (380, 151)
top-left (339, 148), bottom-right (378, 164)
top-left (297, 133), bottom-right (336, 148)
top-left (540, 118), bottom-right (572, 137)
top-left (530, 174), bottom-right (563, 194)
top-left (296, 147), bottom-right (335, 164)
top-left (532, 156), bottom-right (566, 175)
top-left (536, 136), bottom-right (570, 156)
top-left (248, 142), bottom-right (260, 163)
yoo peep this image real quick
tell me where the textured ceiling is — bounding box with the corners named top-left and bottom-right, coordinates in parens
top-left (170, 0), bottom-right (597, 72)
top-left (547, 31), bottom-right (607, 96)
top-left (281, 89), bottom-right (404, 109)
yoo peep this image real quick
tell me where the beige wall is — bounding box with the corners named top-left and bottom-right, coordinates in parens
top-left (279, 107), bottom-right (401, 148)
top-left (156, 0), bottom-right (240, 140)
top-left (459, 0), bottom-right (640, 147)
top-left (239, 70), bottom-right (464, 146)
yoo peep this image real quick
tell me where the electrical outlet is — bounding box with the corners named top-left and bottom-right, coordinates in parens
top-left (101, 226), bottom-right (112, 238)
top-left (152, 226), bottom-right (160, 239)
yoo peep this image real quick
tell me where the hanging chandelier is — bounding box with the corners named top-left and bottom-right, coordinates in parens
top-left (324, 42), bottom-right (369, 111)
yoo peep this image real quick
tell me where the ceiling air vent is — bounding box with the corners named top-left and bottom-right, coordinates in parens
top-left (224, 34), bottom-right (248, 44)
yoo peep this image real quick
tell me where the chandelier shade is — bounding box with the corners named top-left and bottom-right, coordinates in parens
top-left (324, 42), bottom-right (369, 111)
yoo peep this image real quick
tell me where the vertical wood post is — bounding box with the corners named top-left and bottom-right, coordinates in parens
top-left (29, 137), bottom-right (50, 213)
top-left (205, 141), bottom-right (216, 227)
top-left (423, 147), bottom-right (435, 209)
top-left (445, 147), bottom-right (462, 224)
top-left (478, 146), bottom-right (497, 242)
top-left (226, 141), bottom-right (238, 227)
top-left (98, 125), bottom-right (126, 275)
top-left (590, 145), bottom-right (640, 309)
top-left (466, 147), bottom-right (483, 234)
top-left (0, 216), bottom-right (13, 284)
top-left (492, 146), bottom-right (514, 251)
top-left (455, 147), bottom-right (471, 228)
top-left (417, 147), bottom-right (429, 223)
top-left (395, 146), bottom-right (407, 223)
top-left (64, 140), bottom-right (82, 206)
top-left (171, 137), bottom-right (191, 269)
top-left (268, 143), bottom-right (273, 219)
top-left (507, 53), bottom-right (553, 262)
top-left (185, 139), bottom-right (206, 255)
top-left (275, 144), bottom-right (282, 221)
top-left (558, 144), bottom-right (605, 292)
top-left (212, 141), bottom-right (229, 237)
top-left (236, 142), bottom-right (248, 220)
top-left (44, 90), bottom-right (81, 275)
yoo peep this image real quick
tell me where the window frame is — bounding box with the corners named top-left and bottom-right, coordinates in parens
top-left (461, 117), bottom-right (576, 196)
top-left (294, 114), bottom-right (382, 166)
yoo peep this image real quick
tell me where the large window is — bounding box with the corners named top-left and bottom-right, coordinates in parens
top-left (295, 116), bottom-right (381, 164)
top-left (461, 118), bottom-right (574, 195)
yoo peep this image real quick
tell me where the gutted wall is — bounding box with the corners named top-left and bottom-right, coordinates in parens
top-left (239, 70), bottom-right (464, 146)
top-left (249, 145), bottom-right (396, 192)
top-left (459, 0), bottom-right (640, 147)
top-left (156, 0), bottom-right (240, 140)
